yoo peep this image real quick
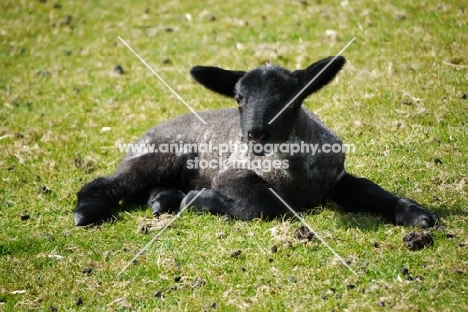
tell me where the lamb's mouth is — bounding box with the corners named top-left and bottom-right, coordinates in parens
top-left (248, 141), bottom-right (267, 157)
top-left (251, 150), bottom-right (266, 157)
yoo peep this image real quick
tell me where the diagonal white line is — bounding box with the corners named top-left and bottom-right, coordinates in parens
top-left (268, 188), bottom-right (358, 276)
top-left (118, 36), bottom-right (207, 124)
top-left (268, 37), bottom-right (356, 125)
top-left (117, 188), bottom-right (207, 277)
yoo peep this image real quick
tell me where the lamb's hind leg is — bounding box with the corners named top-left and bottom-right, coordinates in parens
top-left (74, 153), bottom-right (195, 226)
top-left (74, 175), bottom-right (121, 226)
top-left (180, 169), bottom-right (287, 220)
top-left (328, 173), bottom-right (438, 228)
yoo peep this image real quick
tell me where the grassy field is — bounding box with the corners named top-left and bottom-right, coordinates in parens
top-left (1, 0), bottom-right (467, 310)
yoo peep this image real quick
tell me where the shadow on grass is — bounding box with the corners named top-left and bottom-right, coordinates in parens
top-left (107, 202), bottom-right (386, 232)
top-left (94, 195), bottom-right (464, 234)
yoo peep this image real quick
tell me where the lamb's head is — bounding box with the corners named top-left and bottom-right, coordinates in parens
top-left (190, 56), bottom-right (346, 156)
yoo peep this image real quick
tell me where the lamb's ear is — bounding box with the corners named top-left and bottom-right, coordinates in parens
top-left (190, 66), bottom-right (246, 98)
top-left (292, 56), bottom-right (346, 98)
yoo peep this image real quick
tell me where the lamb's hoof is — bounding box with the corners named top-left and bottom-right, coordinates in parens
top-left (148, 189), bottom-right (185, 215)
top-left (151, 202), bottom-right (162, 215)
top-left (180, 190), bottom-right (200, 211)
top-left (74, 199), bottom-right (112, 226)
top-left (394, 198), bottom-right (439, 228)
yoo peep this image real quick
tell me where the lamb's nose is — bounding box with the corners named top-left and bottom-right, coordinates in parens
top-left (248, 129), bottom-right (266, 142)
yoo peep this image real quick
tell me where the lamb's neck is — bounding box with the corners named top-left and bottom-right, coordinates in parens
top-left (288, 108), bottom-right (318, 144)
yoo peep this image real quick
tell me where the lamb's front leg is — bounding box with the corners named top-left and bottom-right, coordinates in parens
top-left (181, 169), bottom-right (287, 220)
top-left (328, 173), bottom-right (439, 228)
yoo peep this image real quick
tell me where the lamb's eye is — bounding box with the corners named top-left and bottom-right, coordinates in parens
top-left (235, 97), bottom-right (243, 108)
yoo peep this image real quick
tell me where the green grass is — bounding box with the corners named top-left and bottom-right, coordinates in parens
top-left (1, 0), bottom-right (467, 310)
